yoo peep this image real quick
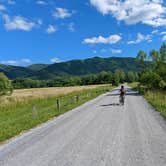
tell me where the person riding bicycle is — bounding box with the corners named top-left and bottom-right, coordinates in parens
top-left (119, 85), bottom-right (126, 105)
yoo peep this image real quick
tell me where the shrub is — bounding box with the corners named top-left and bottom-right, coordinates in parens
top-left (0, 73), bottom-right (13, 96)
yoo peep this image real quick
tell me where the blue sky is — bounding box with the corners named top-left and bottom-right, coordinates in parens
top-left (0, 0), bottom-right (166, 66)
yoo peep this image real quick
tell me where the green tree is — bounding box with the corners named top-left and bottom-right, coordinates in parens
top-left (136, 50), bottom-right (147, 64)
top-left (140, 71), bottom-right (161, 89)
top-left (126, 71), bottom-right (136, 83)
top-left (112, 70), bottom-right (120, 86)
top-left (159, 43), bottom-right (166, 62)
top-left (96, 71), bottom-right (112, 84)
top-left (149, 49), bottom-right (159, 63)
top-left (0, 73), bottom-right (13, 96)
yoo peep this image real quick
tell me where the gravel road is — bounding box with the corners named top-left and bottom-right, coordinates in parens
top-left (0, 86), bottom-right (166, 166)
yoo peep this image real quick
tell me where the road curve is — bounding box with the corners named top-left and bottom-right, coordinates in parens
top-left (0, 86), bottom-right (166, 166)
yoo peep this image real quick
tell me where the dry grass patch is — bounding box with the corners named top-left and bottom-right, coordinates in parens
top-left (1, 85), bottom-right (105, 105)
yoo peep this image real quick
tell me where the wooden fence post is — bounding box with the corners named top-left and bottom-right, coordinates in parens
top-left (76, 95), bottom-right (79, 103)
top-left (32, 105), bottom-right (38, 117)
top-left (57, 99), bottom-right (60, 111)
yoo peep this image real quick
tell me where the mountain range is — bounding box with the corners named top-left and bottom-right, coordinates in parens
top-left (0, 57), bottom-right (145, 80)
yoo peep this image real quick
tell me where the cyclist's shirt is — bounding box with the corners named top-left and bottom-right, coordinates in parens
top-left (120, 89), bottom-right (125, 96)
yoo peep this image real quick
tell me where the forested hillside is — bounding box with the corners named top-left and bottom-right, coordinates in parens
top-left (0, 57), bottom-right (147, 80)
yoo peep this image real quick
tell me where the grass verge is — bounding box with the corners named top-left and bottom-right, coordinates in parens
top-left (130, 82), bottom-right (166, 119)
top-left (0, 85), bottom-right (113, 143)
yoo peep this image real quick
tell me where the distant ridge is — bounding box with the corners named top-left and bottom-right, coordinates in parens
top-left (27, 64), bottom-right (49, 71)
top-left (0, 56), bottom-right (147, 80)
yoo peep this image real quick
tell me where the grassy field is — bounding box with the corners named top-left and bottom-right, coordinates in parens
top-left (0, 85), bottom-right (103, 105)
top-left (0, 85), bottom-right (113, 143)
top-left (130, 83), bottom-right (166, 119)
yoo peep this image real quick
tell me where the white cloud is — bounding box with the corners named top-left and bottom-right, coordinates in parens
top-left (151, 30), bottom-right (159, 34)
top-left (162, 35), bottom-right (166, 41)
top-left (46, 25), bottom-right (57, 34)
top-left (68, 22), bottom-right (75, 32)
top-left (36, 0), bottom-right (47, 5)
top-left (160, 31), bottom-right (166, 35)
top-left (50, 57), bottom-right (61, 63)
top-left (110, 49), bottom-right (122, 54)
top-left (127, 33), bottom-right (152, 44)
top-left (52, 8), bottom-right (72, 19)
top-left (20, 59), bottom-right (31, 63)
top-left (83, 34), bottom-right (121, 44)
top-left (2, 14), bottom-right (36, 31)
top-left (0, 60), bottom-right (17, 65)
top-left (0, 4), bottom-right (6, 10)
top-left (99, 48), bottom-right (122, 53)
top-left (90, 0), bottom-right (166, 27)
top-left (0, 59), bottom-right (31, 65)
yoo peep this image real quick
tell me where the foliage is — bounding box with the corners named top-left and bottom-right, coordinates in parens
top-left (0, 73), bottom-right (13, 96)
top-left (12, 78), bottom-right (45, 89)
top-left (136, 50), bottom-right (147, 64)
top-left (12, 70), bottom-right (139, 89)
top-left (138, 43), bottom-right (166, 90)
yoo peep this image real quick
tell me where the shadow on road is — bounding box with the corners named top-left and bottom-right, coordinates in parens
top-left (107, 92), bottom-right (140, 97)
top-left (102, 90), bottom-right (140, 107)
top-left (100, 103), bottom-right (120, 107)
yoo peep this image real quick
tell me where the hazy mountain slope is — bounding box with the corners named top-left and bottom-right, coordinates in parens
top-left (0, 57), bottom-right (147, 80)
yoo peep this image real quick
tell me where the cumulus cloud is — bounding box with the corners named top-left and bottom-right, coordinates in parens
top-left (50, 57), bottom-right (61, 63)
top-left (127, 33), bottom-right (152, 44)
top-left (0, 58), bottom-right (31, 65)
top-left (83, 34), bottom-right (121, 44)
top-left (52, 8), bottom-right (73, 19)
top-left (0, 4), bottom-right (6, 10)
top-left (2, 14), bottom-right (37, 31)
top-left (46, 25), bottom-right (57, 34)
top-left (90, 0), bottom-right (166, 27)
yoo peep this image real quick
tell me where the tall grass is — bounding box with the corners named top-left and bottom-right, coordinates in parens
top-left (130, 83), bottom-right (166, 119)
top-left (0, 85), bottom-right (112, 142)
top-left (145, 90), bottom-right (166, 119)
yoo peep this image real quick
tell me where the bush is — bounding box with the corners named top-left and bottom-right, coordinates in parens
top-left (159, 80), bottom-right (166, 90)
top-left (140, 71), bottom-right (161, 89)
top-left (0, 73), bottom-right (13, 96)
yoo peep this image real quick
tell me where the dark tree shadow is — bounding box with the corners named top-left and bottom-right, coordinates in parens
top-left (106, 92), bottom-right (140, 97)
top-left (100, 103), bottom-right (120, 107)
top-left (126, 92), bottom-right (140, 96)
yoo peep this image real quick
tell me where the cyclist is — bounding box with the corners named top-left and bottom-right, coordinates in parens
top-left (119, 85), bottom-right (126, 105)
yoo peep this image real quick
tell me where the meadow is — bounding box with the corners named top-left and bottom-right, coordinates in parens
top-left (0, 85), bottom-right (113, 143)
top-left (1, 85), bottom-right (102, 105)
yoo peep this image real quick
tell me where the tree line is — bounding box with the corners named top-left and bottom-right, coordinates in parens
top-left (0, 70), bottom-right (138, 95)
top-left (11, 70), bottom-right (138, 89)
top-left (137, 43), bottom-right (166, 90)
